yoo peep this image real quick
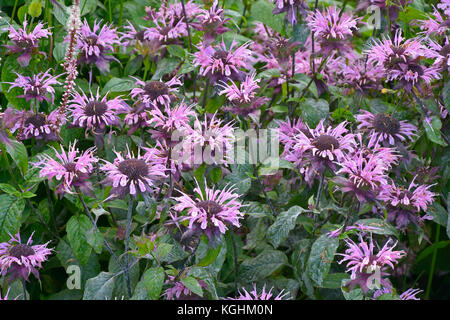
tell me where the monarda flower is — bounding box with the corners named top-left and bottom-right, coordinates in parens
top-left (75, 19), bottom-right (120, 73)
top-left (6, 70), bottom-right (61, 104)
top-left (34, 140), bottom-right (97, 195)
top-left (306, 6), bottom-right (359, 56)
top-left (356, 110), bottom-right (416, 148)
top-left (164, 275), bottom-right (208, 300)
top-left (338, 236), bottom-right (406, 295)
top-left (416, 6), bottom-right (449, 37)
top-left (69, 89), bottom-right (125, 147)
top-left (144, 17), bottom-right (187, 44)
top-left (218, 72), bottom-right (268, 116)
top-left (378, 177), bottom-right (435, 229)
top-left (191, 0), bottom-right (229, 45)
top-left (366, 30), bottom-right (441, 92)
top-left (230, 284), bottom-right (289, 300)
top-left (287, 120), bottom-right (356, 186)
top-left (10, 110), bottom-right (61, 142)
top-left (193, 39), bottom-right (253, 84)
top-left (373, 287), bottom-right (422, 300)
top-left (121, 22), bottom-right (161, 58)
top-left (123, 102), bottom-right (152, 136)
top-left (181, 113), bottom-right (235, 166)
top-left (334, 142), bottom-right (397, 203)
top-left (147, 102), bottom-right (194, 144)
top-left (271, 0), bottom-right (309, 26)
top-left (172, 180), bottom-right (243, 240)
top-left (6, 20), bottom-right (50, 67)
top-left (101, 147), bottom-right (167, 198)
top-left (426, 37), bottom-right (450, 73)
top-left (0, 232), bottom-right (52, 282)
top-left (130, 76), bottom-right (181, 109)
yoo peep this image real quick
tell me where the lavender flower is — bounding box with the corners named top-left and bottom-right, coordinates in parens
top-left (356, 110), bottom-right (417, 148)
top-left (6, 20), bottom-right (50, 67)
top-left (101, 146), bottom-right (167, 198)
top-left (34, 140), bottom-right (97, 195)
top-left (271, 0), bottom-right (309, 26)
top-left (230, 284), bottom-right (289, 300)
top-left (193, 38), bottom-right (253, 84)
top-left (6, 70), bottom-right (61, 104)
top-left (192, 0), bottom-right (229, 45)
top-left (130, 76), bottom-right (181, 109)
top-left (144, 17), bottom-right (187, 43)
top-left (0, 232), bottom-right (52, 282)
top-left (172, 180), bottom-right (243, 240)
top-left (338, 236), bottom-right (405, 294)
top-left (75, 19), bottom-right (120, 73)
top-left (11, 110), bottom-right (62, 142)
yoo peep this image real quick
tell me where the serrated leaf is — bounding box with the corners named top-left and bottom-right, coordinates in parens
top-left (143, 267), bottom-right (165, 300)
top-left (5, 140), bottom-right (28, 176)
top-left (267, 206), bottom-right (305, 248)
top-left (83, 272), bottom-right (115, 300)
top-left (307, 234), bottom-right (339, 286)
top-left (423, 116), bottom-right (447, 146)
top-left (86, 228), bottom-right (104, 254)
top-left (240, 249), bottom-right (287, 281)
top-left (0, 195), bottom-right (24, 242)
top-left (181, 276), bottom-right (203, 297)
top-left (299, 98), bottom-right (329, 127)
top-left (66, 215), bottom-right (93, 266)
top-left (354, 218), bottom-right (399, 238)
top-left (101, 78), bottom-right (135, 95)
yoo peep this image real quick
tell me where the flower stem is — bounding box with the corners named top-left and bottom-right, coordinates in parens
top-left (22, 278), bottom-right (27, 300)
top-left (74, 187), bottom-right (127, 282)
top-left (230, 230), bottom-right (239, 294)
top-left (425, 224), bottom-right (440, 300)
top-left (125, 198), bottom-right (134, 298)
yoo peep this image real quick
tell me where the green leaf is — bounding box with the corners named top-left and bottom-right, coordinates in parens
top-left (181, 276), bottom-right (203, 297)
top-left (86, 228), bottom-right (104, 254)
top-left (209, 167), bottom-right (222, 184)
top-left (354, 218), bottom-right (399, 238)
top-left (66, 215), bottom-right (93, 266)
top-left (143, 267), bottom-right (165, 300)
top-left (443, 80), bottom-right (450, 112)
top-left (426, 202), bottom-right (448, 227)
top-left (101, 78), bottom-right (136, 95)
top-left (423, 116), bottom-right (447, 146)
top-left (291, 22), bottom-right (309, 45)
top-left (187, 267), bottom-right (218, 299)
top-left (240, 249), bottom-right (287, 282)
top-left (0, 195), bottom-right (24, 242)
top-left (28, 0), bottom-right (43, 17)
top-left (267, 206), bottom-right (305, 248)
top-left (151, 58), bottom-right (180, 80)
top-left (220, 164), bottom-right (252, 195)
top-left (0, 183), bottom-right (19, 195)
top-left (299, 98), bottom-right (329, 127)
top-left (166, 45), bottom-right (186, 58)
top-left (5, 140), bottom-right (28, 176)
top-left (307, 234), bottom-right (339, 286)
top-left (53, 42), bottom-right (68, 62)
top-left (83, 272), bottom-right (115, 300)
top-left (321, 273), bottom-right (350, 289)
top-left (250, 0), bottom-right (285, 34)
top-left (197, 244), bottom-right (222, 267)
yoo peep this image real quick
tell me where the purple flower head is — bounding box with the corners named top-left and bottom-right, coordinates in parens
top-left (122, 102), bottom-right (151, 136)
top-left (356, 110), bottom-right (416, 148)
top-left (69, 89), bottom-right (125, 135)
top-left (144, 16), bottom-right (187, 43)
top-left (172, 180), bottom-right (243, 240)
top-left (306, 6), bottom-right (359, 55)
top-left (6, 20), bottom-right (50, 67)
top-left (130, 76), bottom-right (181, 109)
top-left (426, 37), bottom-right (450, 73)
top-left (0, 232), bottom-right (52, 283)
top-left (121, 22), bottom-right (162, 58)
top-left (182, 112), bottom-right (235, 166)
top-left (145, 1), bottom-right (201, 23)
top-left (230, 284), bottom-right (289, 300)
top-left (416, 6), bottom-right (449, 37)
top-left (192, 0), bottom-right (230, 45)
top-left (438, 0), bottom-right (450, 16)
top-left (75, 20), bottom-right (120, 73)
top-left (218, 72), bottom-right (267, 116)
top-left (338, 236), bottom-right (405, 294)
top-left (193, 39), bottom-right (253, 84)
top-left (147, 101), bottom-right (194, 144)
top-left (272, 0), bottom-right (309, 26)
top-left (101, 146), bottom-right (167, 199)
top-left (366, 30), bottom-right (441, 91)
top-left (11, 110), bottom-right (62, 142)
top-left (7, 70), bottom-right (61, 103)
top-left (33, 140), bottom-right (97, 195)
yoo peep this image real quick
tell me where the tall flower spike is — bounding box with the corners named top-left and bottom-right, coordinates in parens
top-left (0, 232), bottom-right (53, 283)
